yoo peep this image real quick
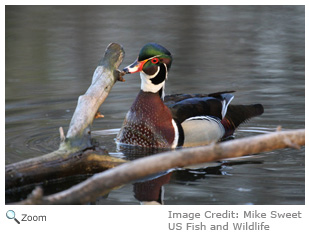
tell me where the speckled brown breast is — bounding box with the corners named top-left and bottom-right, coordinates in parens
top-left (117, 91), bottom-right (175, 148)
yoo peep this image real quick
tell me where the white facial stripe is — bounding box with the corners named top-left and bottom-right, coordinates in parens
top-left (148, 55), bottom-right (162, 60)
top-left (163, 63), bottom-right (168, 80)
top-left (144, 65), bottom-right (160, 79)
top-left (140, 67), bottom-right (165, 93)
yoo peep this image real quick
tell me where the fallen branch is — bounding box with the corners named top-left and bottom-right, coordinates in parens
top-left (13, 129), bottom-right (304, 204)
top-left (5, 147), bottom-right (126, 190)
top-left (64, 42), bottom-right (125, 148)
top-left (6, 43), bottom-right (125, 190)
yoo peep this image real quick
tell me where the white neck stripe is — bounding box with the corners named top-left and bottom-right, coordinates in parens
top-left (140, 67), bottom-right (165, 94)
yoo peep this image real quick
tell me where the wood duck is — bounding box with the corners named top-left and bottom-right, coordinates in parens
top-left (116, 43), bottom-right (264, 148)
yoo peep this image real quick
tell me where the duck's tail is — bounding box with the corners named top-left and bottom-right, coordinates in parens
top-left (221, 104), bottom-right (264, 138)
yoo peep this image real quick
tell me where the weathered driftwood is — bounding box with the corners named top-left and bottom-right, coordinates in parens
top-left (65, 42), bottom-right (125, 149)
top-left (6, 43), bottom-right (125, 190)
top-left (14, 129), bottom-right (304, 205)
top-left (5, 147), bottom-right (126, 190)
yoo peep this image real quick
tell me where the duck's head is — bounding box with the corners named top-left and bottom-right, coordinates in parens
top-left (123, 43), bottom-right (172, 99)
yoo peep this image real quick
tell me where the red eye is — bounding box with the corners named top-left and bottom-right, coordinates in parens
top-left (151, 58), bottom-right (159, 64)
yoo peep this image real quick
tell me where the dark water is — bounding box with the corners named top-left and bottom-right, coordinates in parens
top-left (5, 6), bottom-right (305, 204)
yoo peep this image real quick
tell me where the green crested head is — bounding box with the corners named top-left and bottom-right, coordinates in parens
top-left (123, 43), bottom-right (173, 98)
top-left (138, 43), bottom-right (173, 70)
top-left (138, 43), bottom-right (172, 60)
top-left (123, 43), bottom-right (173, 75)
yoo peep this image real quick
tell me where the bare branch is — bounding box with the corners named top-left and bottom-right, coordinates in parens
top-left (13, 129), bottom-right (303, 205)
top-left (6, 43), bottom-right (125, 190)
top-left (65, 43), bottom-right (125, 149)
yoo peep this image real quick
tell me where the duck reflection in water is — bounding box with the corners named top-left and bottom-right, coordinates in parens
top-left (117, 145), bottom-right (263, 205)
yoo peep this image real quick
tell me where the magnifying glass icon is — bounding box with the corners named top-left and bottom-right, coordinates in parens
top-left (6, 210), bottom-right (20, 224)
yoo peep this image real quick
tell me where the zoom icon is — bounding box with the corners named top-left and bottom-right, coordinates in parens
top-left (6, 210), bottom-right (20, 224)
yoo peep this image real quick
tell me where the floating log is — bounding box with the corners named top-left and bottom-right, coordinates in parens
top-left (13, 129), bottom-right (304, 205)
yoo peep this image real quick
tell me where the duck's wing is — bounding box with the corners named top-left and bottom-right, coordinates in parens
top-left (166, 92), bottom-right (234, 123)
top-left (164, 91), bottom-right (235, 106)
top-left (165, 92), bottom-right (264, 147)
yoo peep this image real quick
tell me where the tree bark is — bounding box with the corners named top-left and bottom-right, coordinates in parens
top-left (13, 129), bottom-right (304, 205)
